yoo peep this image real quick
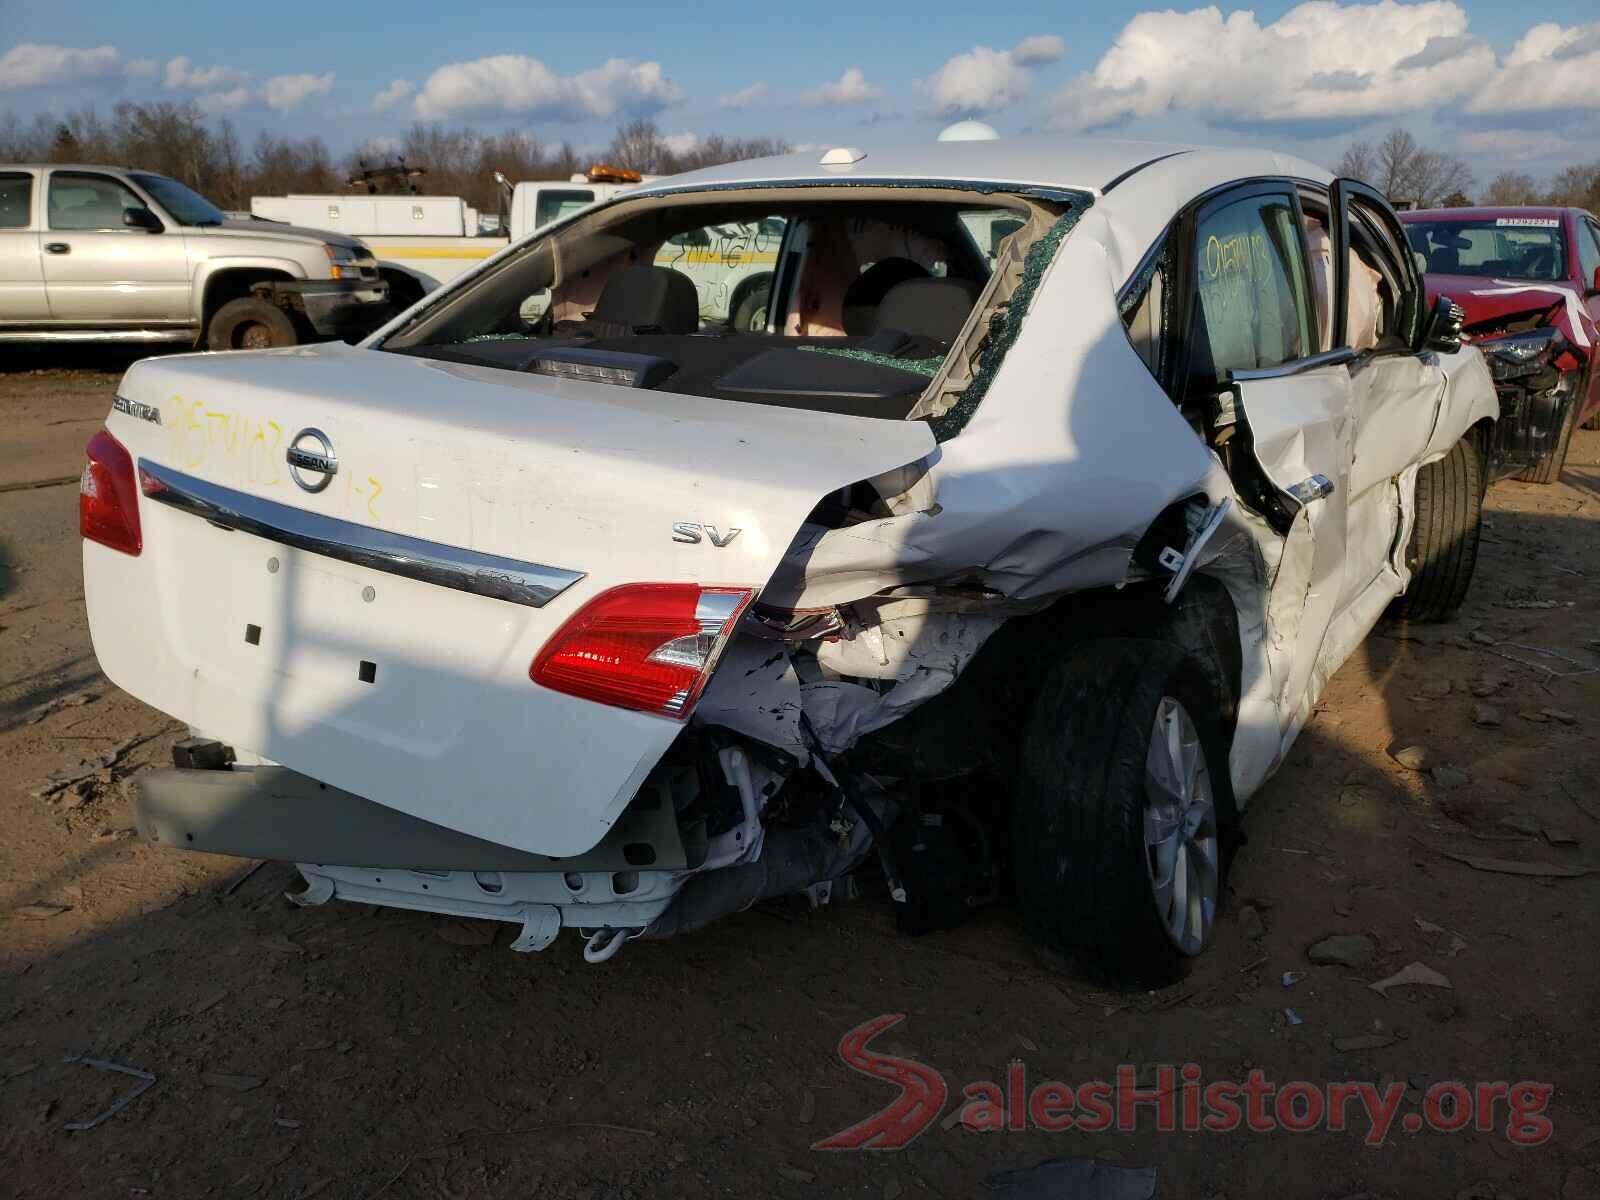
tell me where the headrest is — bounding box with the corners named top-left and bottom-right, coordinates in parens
top-left (842, 258), bottom-right (928, 335)
top-left (590, 265), bottom-right (699, 335)
top-left (873, 277), bottom-right (982, 344)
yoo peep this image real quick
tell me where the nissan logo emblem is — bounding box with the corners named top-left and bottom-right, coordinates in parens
top-left (286, 428), bottom-right (338, 493)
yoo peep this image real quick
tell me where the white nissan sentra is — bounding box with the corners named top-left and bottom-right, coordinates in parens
top-left (82, 138), bottom-right (1498, 981)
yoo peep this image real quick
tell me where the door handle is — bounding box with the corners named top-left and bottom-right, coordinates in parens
top-left (44, 242), bottom-right (70, 254)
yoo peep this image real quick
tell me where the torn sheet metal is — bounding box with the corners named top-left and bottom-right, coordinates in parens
top-left (802, 611), bottom-right (1005, 755)
top-left (696, 637), bottom-right (808, 762)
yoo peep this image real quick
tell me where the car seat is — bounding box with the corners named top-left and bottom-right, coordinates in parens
top-left (873, 277), bottom-right (982, 345)
top-left (841, 258), bottom-right (928, 335)
top-left (581, 265), bottom-right (699, 336)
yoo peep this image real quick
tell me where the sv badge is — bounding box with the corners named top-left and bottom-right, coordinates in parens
top-left (672, 521), bottom-right (742, 547)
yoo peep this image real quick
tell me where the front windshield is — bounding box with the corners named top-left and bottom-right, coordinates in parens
top-left (131, 173), bottom-right (226, 227)
top-left (1405, 218), bottom-right (1567, 282)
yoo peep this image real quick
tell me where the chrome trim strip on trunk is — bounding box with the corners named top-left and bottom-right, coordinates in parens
top-left (137, 459), bottom-right (585, 609)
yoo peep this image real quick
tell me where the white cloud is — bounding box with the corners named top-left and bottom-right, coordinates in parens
top-left (163, 56), bottom-right (247, 91)
top-left (1456, 129), bottom-right (1575, 164)
top-left (0, 43), bottom-right (125, 91)
top-left (197, 86), bottom-right (253, 112)
top-left (1049, 1), bottom-right (1495, 131)
top-left (922, 35), bottom-right (1063, 117)
top-left (803, 67), bottom-right (882, 107)
top-left (263, 72), bottom-right (334, 114)
top-left (717, 81), bottom-right (768, 109)
top-left (370, 78), bottom-right (413, 112)
top-left (1466, 21), bottom-right (1600, 113)
top-left (662, 131), bottom-right (701, 156)
top-left (1010, 35), bottom-right (1064, 67)
top-left (412, 55), bottom-right (681, 120)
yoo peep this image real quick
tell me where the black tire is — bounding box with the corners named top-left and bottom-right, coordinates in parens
top-left (1517, 394), bottom-right (1579, 484)
top-left (1391, 434), bottom-right (1483, 622)
top-left (1011, 638), bottom-right (1237, 988)
top-left (207, 297), bottom-right (298, 351)
top-left (731, 280), bottom-right (771, 332)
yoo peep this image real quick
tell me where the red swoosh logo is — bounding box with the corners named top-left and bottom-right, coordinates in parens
top-left (813, 1014), bottom-right (948, 1150)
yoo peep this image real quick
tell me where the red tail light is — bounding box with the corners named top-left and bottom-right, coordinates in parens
top-left (80, 429), bottom-right (142, 556)
top-left (530, 584), bottom-right (753, 718)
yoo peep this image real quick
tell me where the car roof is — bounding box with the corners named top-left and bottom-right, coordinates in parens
top-left (628, 136), bottom-right (1324, 200)
top-left (1401, 205), bottom-right (1569, 221)
top-left (623, 137), bottom-right (1335, 290)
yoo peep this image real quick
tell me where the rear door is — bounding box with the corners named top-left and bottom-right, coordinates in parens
top-left (41, 169), bottom-right (190, 323)
top-left (0, 169), bottom-right (49, 320)
top-left (1329, 179), bottom-right (1444, 608)
top-left (1175, 181), bottom-right (1355, 732)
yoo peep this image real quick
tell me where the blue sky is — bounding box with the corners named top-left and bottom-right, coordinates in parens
top-left (3, 1), bottom-right (1599, 183)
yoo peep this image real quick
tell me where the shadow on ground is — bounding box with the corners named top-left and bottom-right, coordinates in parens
top-left (1, 472), bottom-right (1597, 1199)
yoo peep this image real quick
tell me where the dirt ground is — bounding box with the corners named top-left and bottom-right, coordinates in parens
top-left (2, 347), bottom-right (1598, 1200)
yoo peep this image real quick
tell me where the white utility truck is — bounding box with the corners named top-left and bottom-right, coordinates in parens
top-left (251, 167), bottom-right (650, 308)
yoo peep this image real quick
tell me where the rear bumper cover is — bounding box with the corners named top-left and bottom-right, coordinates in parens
top-left (132, 765), bottom-right (686, 872)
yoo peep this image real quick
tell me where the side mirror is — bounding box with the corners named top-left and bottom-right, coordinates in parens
top-left (123, 206), bottom-right (163, 233)
top-left (1422, 295), bottom-right (1464, 353)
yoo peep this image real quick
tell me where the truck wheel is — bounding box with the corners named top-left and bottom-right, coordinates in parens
top-left (208, 298), bottom-right (298, 351)
top-left (732, 281), bottom-right (771, 332)
top-left (1517, 395), bottom-right (1579, 484)
top-left (1011, 638), bottom-right (1236, 987)
top-left (1391, 434), bottom-right (1482, 622)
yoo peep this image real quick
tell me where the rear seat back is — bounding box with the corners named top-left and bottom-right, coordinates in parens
top-left (585, 265), bottom-right (699, 336)
top-left (874, 277), bottom-right (982, 344)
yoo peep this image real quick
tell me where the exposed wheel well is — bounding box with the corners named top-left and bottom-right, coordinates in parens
top-left (849, 574), bottom-right (1244, 781)
top-left (202, 269), bottom-right (294, 333)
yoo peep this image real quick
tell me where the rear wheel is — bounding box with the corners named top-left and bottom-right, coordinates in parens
top-left (207, 298), bottom-right (298, 351)
top-left (1011, 638), bottom-right (1236, 987)
top-left (1391, 433), bottom-right (1483, 622)
top-left (731, 280), bottom-right (771, 332)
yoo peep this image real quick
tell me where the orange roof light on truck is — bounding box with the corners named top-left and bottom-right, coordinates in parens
top-left (585, 164), bottom-right (643, 184)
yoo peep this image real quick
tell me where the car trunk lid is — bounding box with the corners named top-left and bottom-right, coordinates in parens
top-left (85, 342), bottom-right (934, 855)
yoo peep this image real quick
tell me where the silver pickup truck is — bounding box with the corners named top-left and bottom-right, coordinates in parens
top-left (0, 164), bottom-right (390, 349)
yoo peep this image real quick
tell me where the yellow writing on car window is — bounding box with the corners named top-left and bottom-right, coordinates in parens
top-left (1204, 231), bottom-right (1272, 282)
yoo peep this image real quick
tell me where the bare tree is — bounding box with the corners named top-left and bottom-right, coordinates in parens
top-left (1482, 171), bottom-right (1540, 206)
top-left (1335, 128), bottom-right (1474, 208)
top-left (606, 119), bottom-right (670, 175)
top-left (1, 103), bottom-right (791, 212)
top-left (1544, 162), bottom-right (1600, 211)
top-left (671, 133), bottom-right (790, 173)
top-left (1335, 140), bottom-right (1376, 183)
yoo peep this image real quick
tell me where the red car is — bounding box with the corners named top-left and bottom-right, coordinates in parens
top-left (1401, 205), bottom-right (1600, 483)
